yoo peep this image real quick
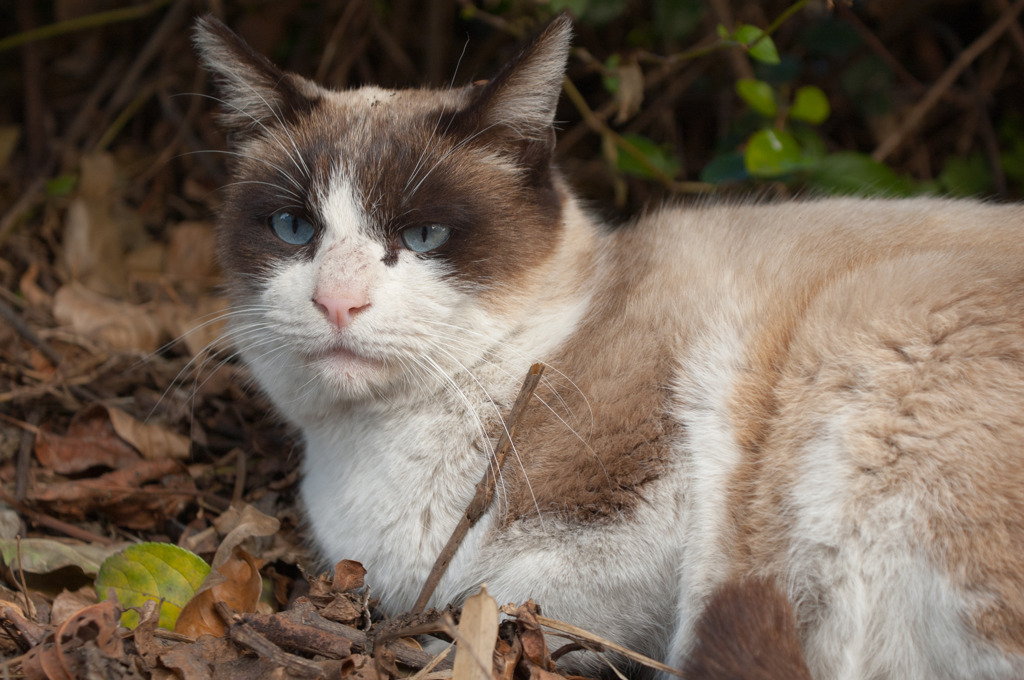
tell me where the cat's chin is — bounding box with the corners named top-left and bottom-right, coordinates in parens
top-left (305, 344), bottom-right (393, 392)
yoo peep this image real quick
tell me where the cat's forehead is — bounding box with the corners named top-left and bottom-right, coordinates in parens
top-left (316, 84), bottom-right (472, 130)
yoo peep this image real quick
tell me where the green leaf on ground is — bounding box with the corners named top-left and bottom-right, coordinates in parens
top-left (95, 542), bottom-right (210, 629)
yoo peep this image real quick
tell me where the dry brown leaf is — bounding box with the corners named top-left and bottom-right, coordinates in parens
top-left (452, 585), bottom-right (499, 680)
top-left (106, 406), bottom-right (190, 461)
top-left (50, 587), bottom-right (98, 628)
top-left (332, 559), bottom-right (366, 592)
top-left (166, 222), bottom-right (220, 285)
top-left (30, 458), bottom-right (195, 529)
top-left (209, 503), bottom-right (281, 572)
top-left (173, 505), bottom-right (280, 636)
top-left (34, 405), bottom-right (141, 474)
top-left (510, 601), bottom-right (563, 680)
top-left (155, 294), bottom-right (230, 358)
top-left (613, 58), bottom-right (644, 124)
top-left (319, 594), bottom-right (363, 625)
top-left (61, 153), bottom-right (134, 297)
top-left (174, 546), bottom-right (262, 638)
top-left (131, 599), bottom-right (167, 669)
top-left (341, 654), bottom-right (382, 680)
top-left (493, 631), bottom-right (521, 680)
top-left (53, 282), bottom-right (164, 353)
top-left (160, 634), bottom-right (242, 680)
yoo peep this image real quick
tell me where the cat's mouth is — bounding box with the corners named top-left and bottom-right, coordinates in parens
top-left (306, 342), bottom-right (387, 375)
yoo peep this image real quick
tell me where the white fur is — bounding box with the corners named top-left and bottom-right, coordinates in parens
top-left (668, 311), bottom-right (749, 667)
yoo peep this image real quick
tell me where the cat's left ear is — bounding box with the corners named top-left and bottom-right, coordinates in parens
top-left (461, 14), bottom-right (572, 164)
top-left (193, 16), bottom-right (321, 136)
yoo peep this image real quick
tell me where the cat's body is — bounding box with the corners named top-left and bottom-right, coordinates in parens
top-left (195, 15), bottom-right (1024, 679)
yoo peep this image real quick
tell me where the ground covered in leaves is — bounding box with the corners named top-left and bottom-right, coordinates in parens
top-left (1, 0), bottom-right (1024, 678)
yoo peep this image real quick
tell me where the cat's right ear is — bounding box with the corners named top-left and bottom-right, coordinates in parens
top-left (192, 16), bottom-right (320, 136)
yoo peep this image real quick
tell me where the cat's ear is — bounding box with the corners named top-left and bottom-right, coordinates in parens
top-left (460, 14), bottom-right (572, 163)
top-left (193, 16), bottom-right (320, 135)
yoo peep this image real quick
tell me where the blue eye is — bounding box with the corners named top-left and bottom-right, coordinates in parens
top-left (400, 224), bottom-right (451, 253)
top-left (270, 211), bottom-right (315, 245)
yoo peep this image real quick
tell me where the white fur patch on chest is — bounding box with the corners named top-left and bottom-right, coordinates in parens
top-left (299, 395), bottom-right (489, 612)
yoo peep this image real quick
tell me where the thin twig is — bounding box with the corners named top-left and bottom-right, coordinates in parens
top-left (873, 0), bottom-right (1024, 161)
top-left (500, 605), bottom-right (685, 678)
top-left (412, 363), bottom-right (545, 614)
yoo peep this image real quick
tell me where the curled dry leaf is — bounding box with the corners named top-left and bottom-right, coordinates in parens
top-left (106, 406), bottom-right (190, 461)
top-left (174, 546), bottom-right (262, 638)
top-left (210, 503), bottom-right (281, 572)
top-left (302, 559), bottom-right (367, 624)
top-left (494, 624), bottom-right (522, 680)
top-left (174, 505), bottom-right (280, 637)
top-left (34, 405), bottom-right (140, 474)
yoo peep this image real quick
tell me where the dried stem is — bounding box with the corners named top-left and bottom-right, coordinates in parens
top-left (500, 605), bottom-right (685, 678)
top-left (412, 363), bottom-right (545, 614)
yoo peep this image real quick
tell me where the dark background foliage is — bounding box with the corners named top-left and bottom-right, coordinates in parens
top-left (3, 0), bottom-right (1024, 236)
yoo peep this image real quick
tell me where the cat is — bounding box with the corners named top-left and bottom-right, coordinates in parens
top-left (194, 14), bottom-right (1024, 679)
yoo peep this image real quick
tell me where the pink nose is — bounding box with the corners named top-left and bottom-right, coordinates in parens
top-left (314, 294), bottom-right (370, 328)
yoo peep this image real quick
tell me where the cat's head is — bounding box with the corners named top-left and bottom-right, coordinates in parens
top-left (193, 16), bottom-right (575, 412)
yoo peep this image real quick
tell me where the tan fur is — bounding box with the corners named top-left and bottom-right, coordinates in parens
top-left (699, 200), bottom-right (1024, 658)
